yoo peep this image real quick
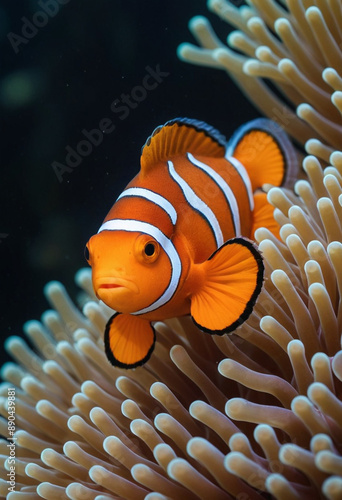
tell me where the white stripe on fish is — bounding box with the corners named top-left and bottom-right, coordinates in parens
top-left (167, 160), bottom-right (224, 248)
top-left (98, 218), bottom-right (182, 314)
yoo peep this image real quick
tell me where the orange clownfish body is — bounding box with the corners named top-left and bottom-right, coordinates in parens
top-left (86, 118), bottom-right (297, 368)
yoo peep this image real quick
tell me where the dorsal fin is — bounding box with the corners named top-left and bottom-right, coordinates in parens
top-left (141, 118), bottom-right (226, 174)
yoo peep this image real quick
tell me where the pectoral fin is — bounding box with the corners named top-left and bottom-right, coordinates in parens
top-left (190, 238), bottom-right (264, 334)
top-left (104, 313), bottom-right (155, 369)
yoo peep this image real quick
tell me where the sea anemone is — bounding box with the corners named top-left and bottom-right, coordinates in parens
top-left (178, 0), bottom-right (342, 159)
top-left (1, 157), bottom-right (342, 498)
top-left (2, 0), bottom-right (342, 499)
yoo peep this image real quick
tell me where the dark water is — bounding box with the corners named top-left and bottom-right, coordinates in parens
top-left (0, 0), bottom-right (258, 365)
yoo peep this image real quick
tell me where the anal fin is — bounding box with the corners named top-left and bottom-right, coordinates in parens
top-left (190, 238), bottom-right (264, 334)
top-left (104, 313), bottom-right (155, 369)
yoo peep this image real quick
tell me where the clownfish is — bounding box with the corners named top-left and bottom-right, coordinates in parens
top-left (85, 117), bottom-right (297, 369)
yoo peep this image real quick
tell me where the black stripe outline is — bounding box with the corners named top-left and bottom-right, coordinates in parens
top-left (118, 187), bottom-right (176, 227)
top-left (142, 117), bottom-right (226, 153)
top-left (226, 155), bottom-right (254, 212)
top-left (187, 152), bottom-right (238, 236)
top-left (104, 312), bottom-right (156, 369)
top-left (167, 160), bottom-right (220, 247)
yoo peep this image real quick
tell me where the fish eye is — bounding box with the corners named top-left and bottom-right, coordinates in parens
top-left (135, 235), bottom-right (160, 264)
top-left (84, 245), bottom-right (90, 264)
top-left (144, 242), bottom-right (156, 257)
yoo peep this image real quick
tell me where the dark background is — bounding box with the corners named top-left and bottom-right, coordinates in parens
top-left (0, 0), bottom-right (258, 365)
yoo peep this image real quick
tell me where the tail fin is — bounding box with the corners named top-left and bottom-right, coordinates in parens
top-left (226, 118), bottom-right (298, 192)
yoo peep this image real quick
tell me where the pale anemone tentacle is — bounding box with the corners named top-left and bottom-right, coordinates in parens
top-left (178, 0), bottom-right (342, 152)
top-left (1, 1), bottom-right (342, 498)
top-left (1, 151), bottom-right (342, 498)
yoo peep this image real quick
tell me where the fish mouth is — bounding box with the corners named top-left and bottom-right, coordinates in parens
top-left (100, 284), bottom-right (123, 289)
top-left (96, 277), bottom-right (139, 294)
